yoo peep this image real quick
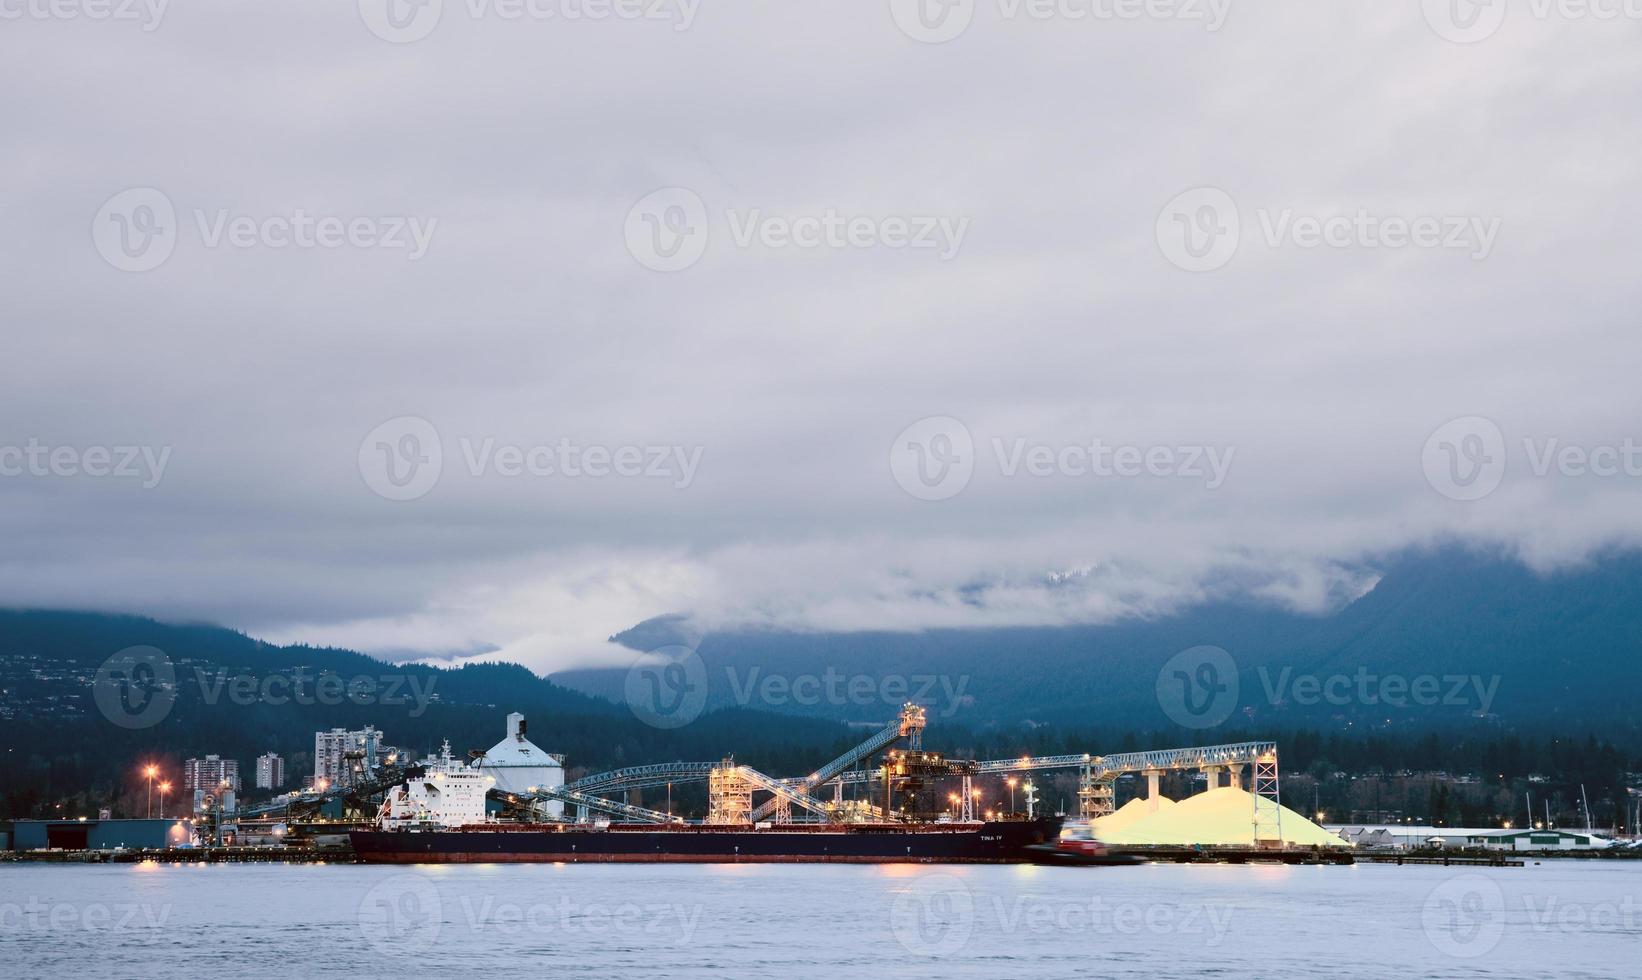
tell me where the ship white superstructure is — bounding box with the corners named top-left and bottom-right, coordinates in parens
top-left (379, 741), bottom-right (493, 830)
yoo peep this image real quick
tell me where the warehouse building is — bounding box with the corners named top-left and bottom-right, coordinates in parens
top-left (6, 818), bottom-right (194, 851)
top-left (1328, 823), bottom-right (1613, 851)
top-left (1466, 828), bottom-right (1609, 851)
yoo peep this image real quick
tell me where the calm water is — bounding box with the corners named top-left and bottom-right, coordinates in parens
top-left (1, 859), bottom-right (1635, 978)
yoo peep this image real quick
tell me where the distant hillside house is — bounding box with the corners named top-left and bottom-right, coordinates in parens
top-left (477, 713), bottom-right (565, 819)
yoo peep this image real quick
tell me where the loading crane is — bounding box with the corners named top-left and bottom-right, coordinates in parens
top-left (746, 703), bottom-right (926, 822)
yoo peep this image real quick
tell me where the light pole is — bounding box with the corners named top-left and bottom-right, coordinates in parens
top-left (144, 765), bottom-right (158, 818)
top-left (159, 782), bottom-right (171, 818)
top-left (1007, 777), bottom-right (1018, 816)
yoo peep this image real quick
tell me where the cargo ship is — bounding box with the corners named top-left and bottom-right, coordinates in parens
top-left (349, 712), bottom-right (1062, 863)
top-left (350, 817), bottom-right (1063, 864)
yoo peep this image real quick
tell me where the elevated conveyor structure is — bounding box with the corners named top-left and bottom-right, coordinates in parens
top-left (748, 703), bottom-right (926, 822)
top-left (563, 762), bottom-right (718, 795)
top-left (824, 740), bottom-right (1279, 818)
top-left (496, 725), bottom-right (1280, 825)
top-left (237, 763), bottom-right (421, 823)
top-left (515, 785), bottom-right (686, 825)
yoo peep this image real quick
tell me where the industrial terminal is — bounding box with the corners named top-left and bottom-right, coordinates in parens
top-left (4, 705), bottom-right (1626, 865)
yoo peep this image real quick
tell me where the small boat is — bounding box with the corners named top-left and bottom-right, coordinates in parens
top-left (1026, 818), bottom-right (1146, 866)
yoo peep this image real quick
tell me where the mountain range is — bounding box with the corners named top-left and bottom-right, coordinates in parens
top-left (554, 547), bottom-right (1642, 735)
top-left (3, 546), bottom-right (1639, 819)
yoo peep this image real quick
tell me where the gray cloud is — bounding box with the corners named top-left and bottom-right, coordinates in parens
top-left (3, 2), bottom-right (1640, 670)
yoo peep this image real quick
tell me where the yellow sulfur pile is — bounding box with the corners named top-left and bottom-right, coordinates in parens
top-left (1095, 787), bottom-right (1349, 848)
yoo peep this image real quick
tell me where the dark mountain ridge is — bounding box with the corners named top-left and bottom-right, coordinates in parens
top-left (554, 547), bottom-right (1642, 734)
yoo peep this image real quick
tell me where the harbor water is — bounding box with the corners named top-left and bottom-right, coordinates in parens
top-left (1, 860), bottom-right (1635, 978)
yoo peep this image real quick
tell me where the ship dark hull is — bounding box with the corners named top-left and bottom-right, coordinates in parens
top-left (350, 818), bottom-right (1062, 864)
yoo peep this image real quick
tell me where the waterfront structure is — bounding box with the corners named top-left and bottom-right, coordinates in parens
top-left (7, 818), bottom-right (193, 851)
top-left (1467, 828), bottom-right (1610, 851)
top-left (476, 713), bottom-right (565, 818)
top-left (183, 755), bottom-right (240, 793)
top-left (313, 725), bottom-right (384, 790)
top-left (255, 752), bottom-right (284, 790)
top-left (1328, 823), bottom-right (1613, 850)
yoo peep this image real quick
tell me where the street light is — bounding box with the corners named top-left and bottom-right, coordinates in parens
top-left (159, 782), bottom-right (171, 819)
top-left (1007, 777), bottom-right (1018, 816)
top-left (144, 765), bottom-right (158, 818)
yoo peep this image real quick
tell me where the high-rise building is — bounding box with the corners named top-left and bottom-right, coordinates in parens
top-left (313, 725), bottom-right (384, 790)
top-left (183, 755), bottom-right (240, 793)
top-left (255, 752), bottom-right (285, 790)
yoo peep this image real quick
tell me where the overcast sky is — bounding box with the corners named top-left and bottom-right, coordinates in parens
top-left (3, 2), bottom-right (1640, 671)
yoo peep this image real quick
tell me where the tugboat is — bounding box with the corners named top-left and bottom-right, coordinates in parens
top-left (1026, 818), bottom-right (1146, 866)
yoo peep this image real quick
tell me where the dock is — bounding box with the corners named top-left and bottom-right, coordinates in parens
top-left (1110, 846), bottom-right (1355, 865)
top-left (1363, 853), bottom-right (1525, 867)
